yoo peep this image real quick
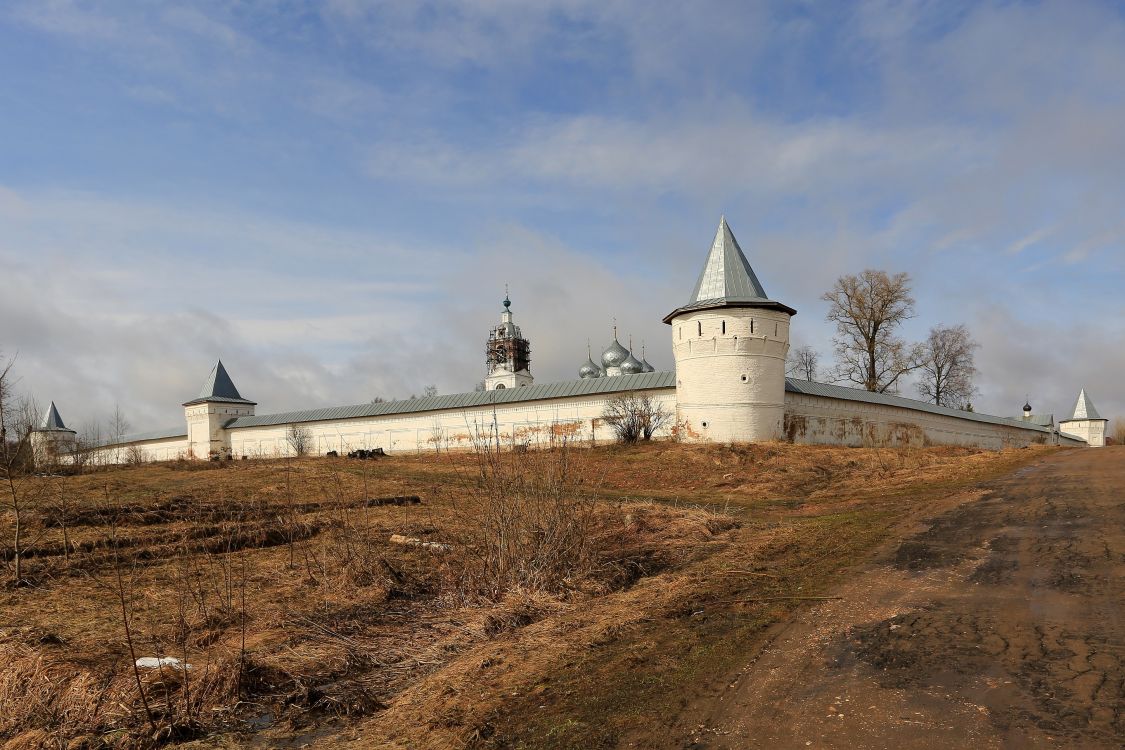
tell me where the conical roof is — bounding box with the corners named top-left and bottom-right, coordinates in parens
top-left (1068, 389), bottom-right (1104, 420)
top-left (39, 401), bottom-right (73, 432)
top-left (664, 216), bottom-right (796, 323)
top-left (183, 360), bottom-right (256, 406)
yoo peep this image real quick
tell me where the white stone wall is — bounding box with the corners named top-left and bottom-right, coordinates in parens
top-left (1058, 419), bottom-right (1106, 447)
top-left (783, 393), bottom-right (1059, 449)
top-left (84, 382), bottom-right (1086, 464)
top-left (86, 436), bottom-right (189, 464)
top-left (30, 430), bottom-right (76, 468)
top-left (670, 308), bottom-right (791, 443)
top-left (185, 402), bottom-right (256, 458)
top-left (228, 389), bottom-right (679, 457)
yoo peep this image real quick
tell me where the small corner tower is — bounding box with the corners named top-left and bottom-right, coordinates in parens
top-left (30, 401), bottom-right (77, 467)
top-left (484, 293), bottom-right (533, 391)
top-left (663, 216), bottom-right (797, 443)
top-left (183, 360), bottom-right (256, 459)
top-left (1058, 389), bottom-right (1108, 447)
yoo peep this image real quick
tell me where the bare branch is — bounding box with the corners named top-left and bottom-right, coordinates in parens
top-left (822, 269), bottom-right (920, 393)
top-left (916, 324), bottom-right (979, 408)
top-left (785, 346), bottom-right (819, 381)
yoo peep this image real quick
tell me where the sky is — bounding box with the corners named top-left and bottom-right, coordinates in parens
top-left (1, 0), bottom-right (1123, 435)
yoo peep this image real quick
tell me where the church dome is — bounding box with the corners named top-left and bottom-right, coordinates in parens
top-left (601, 339), bottom-right (630, 369)
top-left (620, 351), bottom-right (644, 374)
top-left (579, 358), bottom-right (603, 379)
top-left (641, 357), bottom-right (655, 373)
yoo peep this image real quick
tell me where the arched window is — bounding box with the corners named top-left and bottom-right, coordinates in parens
top-left (721, 320), bottom-right (726, 334)
top-left (775, 322), bottom-right (779, 336)
top-left (495, 384), bottom-right (506, 390)
top-left (697, 321), bottom-right (702, 336)
top-left (750, 319), bottom-right (755, 334)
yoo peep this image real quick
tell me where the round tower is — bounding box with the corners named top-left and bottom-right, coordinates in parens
top-left (30, 401), bottom-right (77, 468)
top-left (663, 216), bottom-right (796, 443)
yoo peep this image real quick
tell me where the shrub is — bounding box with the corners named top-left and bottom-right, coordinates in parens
top-left (601, 393), bottom-right (671, 443)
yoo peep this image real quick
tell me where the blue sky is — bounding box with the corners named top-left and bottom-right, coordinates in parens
top-left (1, 0), bottom-right (1123, 434)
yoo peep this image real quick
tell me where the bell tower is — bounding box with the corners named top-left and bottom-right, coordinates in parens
top-left (484, 292), bottom-right (533, 390)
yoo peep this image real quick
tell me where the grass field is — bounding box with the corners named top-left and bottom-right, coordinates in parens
top-left (0, 441), bottom-right (1049, 749)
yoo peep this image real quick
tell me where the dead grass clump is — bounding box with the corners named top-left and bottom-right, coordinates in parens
top-left (587, 502), bottom-right (740, 593)
top-left (438, 432), bottom-right (601, 602)
top-left (0, 627), bottom-right (275, 749)
top-left (0, 641), bottom-right (119, 744)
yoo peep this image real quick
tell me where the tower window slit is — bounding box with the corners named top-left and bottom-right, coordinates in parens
top-left (751, 319), bottom-right (754, 334)
top-left (721, 320), bottom-right (726, 334)
top-left (697, 321), bottom-right (702, 336)
top-left (775, 323), bottom-right (778, 336)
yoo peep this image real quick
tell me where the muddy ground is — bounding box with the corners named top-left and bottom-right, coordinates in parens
top-left (686, 447), bottom-right (1124, 749)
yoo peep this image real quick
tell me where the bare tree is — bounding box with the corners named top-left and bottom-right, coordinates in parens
top-left (408, 384), bottom-right (439, 400)
top-left (285, 423), bottom-right (313, 457)
top-left (1112, 418), bottom-right (1125, 446)
top-left (602, 393), bottom-right (671, 443)
top-left (70, 421), bottom-right (97, 473)
top-left (786, 346), bottom-right (820, 381)
top-left (916, 324), bottom-right (979, 408)
top-left (823, 269), bottom-right (922, 393)
top-left (0, 354), bottom-right (43, 585)
top-left (110, 403), bottom-right (129, 464)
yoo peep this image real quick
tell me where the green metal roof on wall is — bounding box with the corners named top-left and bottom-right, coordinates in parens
top-left (222, 371), bottom-right (1053, 436)
top-left (92, 425), bottom-right (187, 448)
top-left (224, 371), bottom-right (678, 430)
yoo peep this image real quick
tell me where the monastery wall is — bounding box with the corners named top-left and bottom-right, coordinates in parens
top-left (227, 389), bottom-right (679, 457)
top-left (84, 385), bottom-right (1084, 465)
top-left (86, 436), bottom-right (189, 464)
top-left (782, 392), bottom-right (1071, 449)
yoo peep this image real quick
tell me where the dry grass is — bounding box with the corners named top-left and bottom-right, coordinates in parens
top-left (0, 442), bottom-right (1050, 748)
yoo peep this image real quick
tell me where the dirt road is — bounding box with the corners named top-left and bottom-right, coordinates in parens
top-left (689, 447), bottom-right (1124, 749)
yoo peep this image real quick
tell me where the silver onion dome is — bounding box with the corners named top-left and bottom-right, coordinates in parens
top-left (620, 351), bottom-right (644, 374)
top-left (601, 338), bottom-right (630, 369)
top-left (641, 357), bottom-right (655, 373)
top-left (579, 358), bottom-right (603, 379)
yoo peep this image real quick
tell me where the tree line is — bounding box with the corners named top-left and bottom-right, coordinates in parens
top-left (786, 269), bottom-right (979, 410)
